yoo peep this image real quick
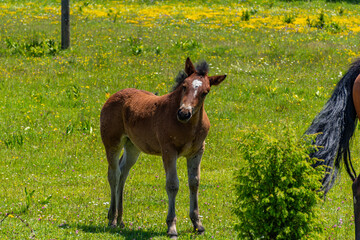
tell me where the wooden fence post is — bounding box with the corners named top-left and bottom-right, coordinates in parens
top-left (61, 0), bottom-right (70, 49)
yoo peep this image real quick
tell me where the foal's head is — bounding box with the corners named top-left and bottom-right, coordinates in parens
top-left (175, 58), bottom-right (226, 123)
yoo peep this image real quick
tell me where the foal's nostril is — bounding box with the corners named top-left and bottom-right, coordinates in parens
top-left (184, 112), bottom-right (191, 119)
top-left (177, 109), bottom-right (192, 122)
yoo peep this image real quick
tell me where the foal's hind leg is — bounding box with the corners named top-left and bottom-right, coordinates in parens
top-left (117, 139), bottom-right (140, 227)
top-left (187, 146), bottom-right (205, 234)
top-left (106, 142), bottom-right (124, 227)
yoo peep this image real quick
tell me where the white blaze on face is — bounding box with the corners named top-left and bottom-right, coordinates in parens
top-left (192, 79), bottom-right (203, 97)
top-left (180, 104), bottom-right (192, 110)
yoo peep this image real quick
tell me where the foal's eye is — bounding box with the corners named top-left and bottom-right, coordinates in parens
top-left (182, 86), bottom-right (187, 92)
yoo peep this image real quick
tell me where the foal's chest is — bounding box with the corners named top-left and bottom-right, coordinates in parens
top-left (168, 125), bottom-right (208, 157)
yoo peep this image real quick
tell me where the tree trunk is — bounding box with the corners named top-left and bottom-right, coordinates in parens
top-left (61, 0), bottom-right (70, 49)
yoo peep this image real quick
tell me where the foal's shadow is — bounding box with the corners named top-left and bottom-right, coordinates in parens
top-left (62, 224), bottom-right (167, 239)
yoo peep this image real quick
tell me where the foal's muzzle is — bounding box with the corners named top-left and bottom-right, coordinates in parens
top-left (177, 108), bottom-right (192, 123)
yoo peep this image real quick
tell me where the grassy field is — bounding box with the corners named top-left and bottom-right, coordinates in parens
top-left (1, 0), bottom-right (360, 239)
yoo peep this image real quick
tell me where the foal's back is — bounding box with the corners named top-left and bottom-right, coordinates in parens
top-left (100, 88), bottom-right (164, 155)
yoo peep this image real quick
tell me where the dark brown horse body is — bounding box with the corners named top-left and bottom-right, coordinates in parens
top-left (306, 59), bottom-right (360, 239)
top-left (100, 58), bottom-right (226, 238)
top-left (352, 74), bottom-right (360, 239)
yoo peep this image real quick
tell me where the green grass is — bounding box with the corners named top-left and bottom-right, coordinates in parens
top-left (1, 0), bottom-right (360, 239)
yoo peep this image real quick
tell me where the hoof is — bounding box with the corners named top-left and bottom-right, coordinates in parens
top-left (109, 223), bottom-right (117, 228)
top-left (195, 225), bottom-right (205, 235)
top-left (119, 221), bottom-right (125, 228)
top-left (108, 221), bottom-right (125, 228)
top-left (167, 230), bottom-right (178, 239)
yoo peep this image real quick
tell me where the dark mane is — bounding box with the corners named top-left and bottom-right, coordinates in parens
top-left (195, 60), bottom-right (209, 76)
top-left (171, 70), bottom-right (188, 92)
top-left (171, 60), bottom-right (209, 92)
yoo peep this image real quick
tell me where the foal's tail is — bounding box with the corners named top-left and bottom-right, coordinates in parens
top-left (306, 59), bottom-right (360, 195)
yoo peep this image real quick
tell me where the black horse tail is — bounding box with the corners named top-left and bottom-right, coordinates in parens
top-left (306, 58), bottom-right (360, 195)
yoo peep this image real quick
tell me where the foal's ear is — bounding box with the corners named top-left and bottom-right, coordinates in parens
top-left (185, 57), bottom-right (196, 76)
top-left (209, 75), bottom-right (227, 86)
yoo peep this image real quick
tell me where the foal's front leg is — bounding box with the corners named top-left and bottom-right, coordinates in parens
top-left (162, 150), bottom-right (179, 239)
top-left (187, 146), bottom-right (205, 234)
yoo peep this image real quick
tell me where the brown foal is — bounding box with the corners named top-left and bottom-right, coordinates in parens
top-left (100, 58), bottom-right (226, 238)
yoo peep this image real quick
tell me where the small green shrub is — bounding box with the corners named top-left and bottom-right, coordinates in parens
top-left (306, 11), bottom-right (344, 34)
top-left (338, 7), bottom-right (345, 16)
top-left (307, 12), bottom-right (326, 30)
top-left (241, 10), bottom-right (250, 21)
top-left (128, 36), bottom-right (143, 55)
top-left (234, 128), bottom-right (324, 240)
top-left (3, 133), bottom-right (24, 148)
top-left (283, 14), bottom-right (296, 24)
top-left (173, 39), bottom-right (200, 51)
top-left (21, 188), bottom-right (35, 213)
top-left (310, 11), bottom-right (326, 29)
top-left (326, 22), bottom-right (344, 34)
top-left (5, 37), bottom-right (60, 57)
